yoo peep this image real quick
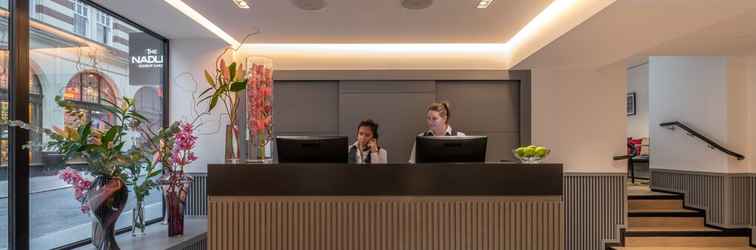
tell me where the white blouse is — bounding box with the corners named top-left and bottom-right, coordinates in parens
top-left (350, 142), bottom-right (388, 164)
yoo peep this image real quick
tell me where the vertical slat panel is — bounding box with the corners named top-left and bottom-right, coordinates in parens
top-left (208, 197), bottom-right (564, 250)
top-left (563, 174), bottom-right (625, 250)
top-left (187, 174), bottom-right (208, 216)
top-left (205, 174), bottom-right (627, 250)
top-left (651, 169), bottom-right (756, 231)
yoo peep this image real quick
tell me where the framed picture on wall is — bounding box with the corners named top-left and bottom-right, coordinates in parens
top-left (627, 92), bottom-right (637, 116)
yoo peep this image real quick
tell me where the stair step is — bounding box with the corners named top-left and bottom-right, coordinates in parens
top-left (629, 199), bottom-right (684, 211)
top-left (628, 216), bottom-right (705, 228)
top-left (624, 235), bottom-right (751, 247)
top-left (613, 247), bottom-right (755, 250)
top-left (626, 226), bottom-right (721, 233)
top-left (628, 193), bottom-right (683, 200)
top-left (628, 209), bottom-right (703, 217)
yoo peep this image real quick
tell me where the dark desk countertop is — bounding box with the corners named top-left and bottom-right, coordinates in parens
top-left (208, 163), bottom-right (563, 196)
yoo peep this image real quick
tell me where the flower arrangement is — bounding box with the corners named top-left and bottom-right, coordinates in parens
top-left (7, 95), bottom-right (201, 244)
top-left (199, 55), bottom-right (248, 162)
top-left (57, 167), bottom-right (92, 213)
top-left (163, 121), bottom-right (198, 236)
top-left (41, 96), bottom-right (148, 248)
top-left (171, 122), bottom-right (199, 166)
top-left (246, 57), bottom-right (274, 161)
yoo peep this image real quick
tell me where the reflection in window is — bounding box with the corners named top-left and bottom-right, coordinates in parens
top-left (18, 0), bottom-right (167, 248)
top-left (74, 0), bottom-right (89, 36)
top-left (0, 70), bottom-right (43, 165)
top-left (64, 71), bottom-right (117, 130)
top-left (95, 12), bottom-right (112, 44)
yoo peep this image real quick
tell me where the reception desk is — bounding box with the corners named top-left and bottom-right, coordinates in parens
top-left (208, 163), bottom-right (564, 250)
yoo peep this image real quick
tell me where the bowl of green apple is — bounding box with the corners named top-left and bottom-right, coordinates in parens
top-left (513, 145), bottom-right (550, 164)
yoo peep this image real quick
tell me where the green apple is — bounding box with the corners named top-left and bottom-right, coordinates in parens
top-left (523, 147), bottom-right (536, 157)
top-left (515, 147), bottom-right (527, 157)
top-left (534, 147), bottom-right (549, 158)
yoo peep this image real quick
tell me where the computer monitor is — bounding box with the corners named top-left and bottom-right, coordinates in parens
top-left (276, 136), bottom-right (349, 163)
top-left (415, 136), bottom-right (488, 163)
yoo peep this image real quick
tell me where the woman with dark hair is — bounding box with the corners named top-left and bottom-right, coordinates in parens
top-left (409, 101), bottom-right (466, 163)
top-left (348, 119), bottom-right (388, 164)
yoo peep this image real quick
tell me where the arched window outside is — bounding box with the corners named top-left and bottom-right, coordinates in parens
top-left (63, 71), bottom-right (118, 130)
top-left (134, 86), bottom-right (162, 131)
top-left (0, 72), bottom-right (43, 164)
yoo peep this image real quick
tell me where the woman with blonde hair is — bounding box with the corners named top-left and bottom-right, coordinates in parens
top-left (409, 101), bottom-right (465, 163)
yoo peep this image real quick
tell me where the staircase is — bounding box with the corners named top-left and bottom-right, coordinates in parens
top-left (608, 186), bottom-right (755, 250)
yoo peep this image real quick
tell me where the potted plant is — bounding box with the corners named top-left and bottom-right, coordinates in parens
top-left (199, 55), bottom-right (248, 163)
top-left (9, 96), bottom-right (174, 249)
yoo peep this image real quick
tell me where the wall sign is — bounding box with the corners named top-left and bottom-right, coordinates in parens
top-left (129, 32), bottom-right (164, 86)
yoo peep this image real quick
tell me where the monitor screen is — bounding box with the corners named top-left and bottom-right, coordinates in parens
top-left (276, 136), bottom-right (349, 163)
top-left (415, 136), bottom-right (488, 163)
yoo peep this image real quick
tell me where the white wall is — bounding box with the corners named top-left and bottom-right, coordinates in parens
top-left (649, 56), bottom-right (750, 173)
top-left (530, 64), bottom-right (627, 173)
top-left (169, 38), bottom-right (228, 173)
top-left (627, 63), bottom-right (649, 139)
top-left (171, 39), bottom-right (631, 173)
top-left (742, 55), bottom-right (756, 173)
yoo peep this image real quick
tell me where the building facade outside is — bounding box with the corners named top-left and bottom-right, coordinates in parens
top-left (0, 0), bottom-right (166, 248)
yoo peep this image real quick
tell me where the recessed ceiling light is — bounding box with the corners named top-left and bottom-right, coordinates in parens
top-left (232, 0), bottom-right (251, 9)
top-left (477, 0), bottom-right (494, 9)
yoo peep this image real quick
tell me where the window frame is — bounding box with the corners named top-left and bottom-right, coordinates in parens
top-left (73, 0), bottom-right (90, 37)
top-left (6, 0), bottom-right (171, 249)
top-left (94, 10), bottom-right (112, 45)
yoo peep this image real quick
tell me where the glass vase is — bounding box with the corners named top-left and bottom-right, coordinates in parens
top-left (166, 172), bottom-right (192, 237)
top-left (88, 176), bottom-right (128, 250)
top-left (159, 174), bottom-right (169, 225)
top-left (246, 56), bottom-right (274, 163)
top-left (224, 124), bottom-right (242, 163)
top-left (131, 199), bottom-right (146, 237)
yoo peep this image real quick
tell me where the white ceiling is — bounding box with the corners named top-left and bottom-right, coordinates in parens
top-left (514, 0), bottom-right (756, 70)
top-left (99, 0), bottom-right (552, 43)
top-left (96, 0), bottom-right (215, 39)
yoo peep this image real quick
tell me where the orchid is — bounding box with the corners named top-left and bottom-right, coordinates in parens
top-left (170, 122), bottom-right (198, 167)
top-left (246, 61), bottom-right (274, 160)
top-left (57, 167), bottom-right (93, 214)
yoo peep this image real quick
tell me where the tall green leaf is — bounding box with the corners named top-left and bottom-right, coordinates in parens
top-left (199, 87), bottom-right (213, 98)
top-left (79, 122), bottom-right (92, 144)
top-left (209, 91), bottom-right (221, 111)
top-left (229, 81), bottom-right (246, 92)
top-left (229, 62), bottom-right (237, 83)
top-left (101, 126), bottom-right (120, 145)
top-left (204, 70), bottom-right (215, 86)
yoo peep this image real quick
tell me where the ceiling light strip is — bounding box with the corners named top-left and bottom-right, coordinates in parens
top-left (240, 43), bottom-right (509, 53)
top-left (506, 0), bottom-right (577, 49)
top-left (164, 0), bottom-right (241, 47)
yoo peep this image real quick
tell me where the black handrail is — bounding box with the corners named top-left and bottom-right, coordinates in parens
top-left (660, 121), bottom-right (745, 160)
top-left (613, 155), bottom-right (632, 161)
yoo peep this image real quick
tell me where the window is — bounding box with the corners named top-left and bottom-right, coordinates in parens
top-left (74, 0), bottom-right (89, 36)
top-left (0, 66), bottom-right (44, 166)
top-left (30, 0), bottom-right (38, 19)
top-left (95, 12), bottom-right (112, 44)
top-left (63, 71), bottom-right (118, 130)
top-left (20, 1), bottom-right (169, 249)
top-left (0, 0), bottom-right (167, 249)
top-left (0, 1), bottom-right (7, 248)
